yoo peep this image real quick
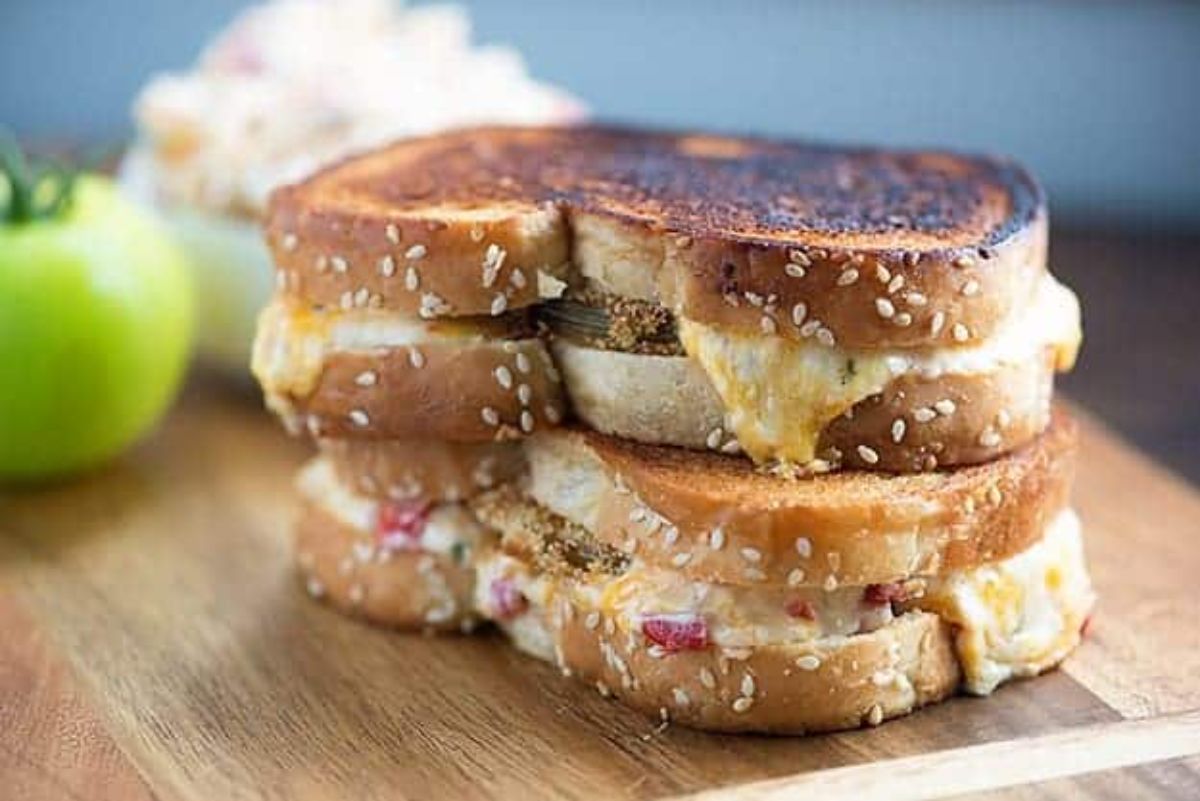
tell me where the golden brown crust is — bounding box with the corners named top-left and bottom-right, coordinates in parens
top-left (267, 126), bottom-right (1045, 346)
top-left (527, 408), bottom-right (1077, 587)
top-left (320, 438), bottom-right (525, 503)
top-left (512, 592), bottom-right (960, 734)
top-left (275, 337), bottom-right (565, 442)
top-left (553, 338), bottom-right (1058, 471)
top-left (294, 500), bottom-right (481, 630)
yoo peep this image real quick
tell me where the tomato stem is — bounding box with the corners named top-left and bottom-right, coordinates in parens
top-left (1, 132), bottom-right (77, 225)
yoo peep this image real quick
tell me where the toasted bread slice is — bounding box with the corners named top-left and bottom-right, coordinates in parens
top-left (295, 458), bottom-right (492, 629)
top-left (267, 126), bottom-right (1045, 349)
top-left (319, 438), bottom-right (524, 503)
top-left (522, 408), bottom-right (1077, 587)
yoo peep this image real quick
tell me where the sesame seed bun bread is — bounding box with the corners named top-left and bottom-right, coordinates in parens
top-left (552, 338), bottom-right (1058, 472)
top-left (252, 301), bottom-right (565, 442)
top-left (265, 126), bottom-right (1046, 350)
top-left (511, 598), bottom-right (959, 735)
top-left (523, 407), bottom-right (1077, 588)
top-left (320, 438), bottom-right (525, 504)
top-left (295, 457), bottom-right (494, 630)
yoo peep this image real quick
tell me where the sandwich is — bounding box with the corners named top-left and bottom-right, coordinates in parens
top-left (251, 125), bottom-right (1092, 734)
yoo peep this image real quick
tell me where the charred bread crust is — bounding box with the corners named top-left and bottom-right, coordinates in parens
top-left (514, 593), bottom-right (960, 734)
top-left (553, 338), bottom-right (1058, 470)
top-left (320, 438), bottom-right (526, 503)
top-left (266, 126), bottom-right (1046, 346)
top-left (527, 408), bottom-right (1077, 587)
top-left (275, 337), bottom-right (565, 442)
top-left (294, 499), bottom-right (481, 630)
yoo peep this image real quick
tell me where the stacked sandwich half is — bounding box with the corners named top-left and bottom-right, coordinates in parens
top-left (252, 126), bottom-right (1093, 733)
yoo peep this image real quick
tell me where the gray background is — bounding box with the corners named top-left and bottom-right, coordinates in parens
top-left (3, 0), bottom-right (1199, 229)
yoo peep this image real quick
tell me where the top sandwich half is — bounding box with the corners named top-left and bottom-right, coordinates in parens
top-left (255, 126), bottom-right (1080, 470)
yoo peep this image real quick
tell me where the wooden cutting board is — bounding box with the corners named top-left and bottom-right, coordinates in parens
top-left (3, 380), bottom-right (1199, 801)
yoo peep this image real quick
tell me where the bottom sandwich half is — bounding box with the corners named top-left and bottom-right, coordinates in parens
top-left (468, 413), bottom-right (1094, 734)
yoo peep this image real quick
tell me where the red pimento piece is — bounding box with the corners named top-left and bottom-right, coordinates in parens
top-left (488, 578), bottom-right (528, 620)
top-left (641, 613), bottom-right (709, 651)
top-left (785, 597), bottom-right (817, 620)
top-left (376, 500), bottom-right (431, 552)
top-left (863, 582), bottom-right (908, 606)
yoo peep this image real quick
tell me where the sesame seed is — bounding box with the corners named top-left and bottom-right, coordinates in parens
top-left (795, 654), bottom-right (821, 671)
top-left (331, 256), bottom-right (349, 273)
top-left (520, 410), bottom-right (535, 433)
top-left (515, 352), bottom-right (531, 374)
top-left (962, 279), bottom-right (981, 296)
top-left (740, 547), bottom-right (763, 563)
top-left (709, 526), bottom-right (726, 550)
top-left (787, 568), bottom-right (806, 586)
top-left (705, 427), bottom-right (723, 450)
top-left (997, 409), bottom-right (1012, 428)
top-left (585, 611), bottom-right (600, 630)
top-left (664, 526), bottom-right (679, 545)
top-left (408, 347), bottom-right (425, 368)
top-left (732, 697), bottom-right (754, 713)
top-left (339, 291), bottom-right (354, 310)
top-left (876, 264), bottom-right (891, 283)
top-left (935, 399), bottom-right (957, 416)
top-left (672, 687), bottom-right (691, 707)
top-left (353, 287), bottom-right (370, 307)
top-left (545, 404), bottom-right (562, 424)
top-left (913, 407), bottom-right (936, 423)
top-left (930, 311), bottom-right (947, 336)
top-left (892, 418), bottom-right (907, 443)
top-left (837, 268), bottom-right (859, 286)
top-left (788, 249), bottom-right (812, 267)
top-left (469, 226), bottom-right (485, 243)
top-left (720, 439), bottom-right (741, 455)
top-left (348, 409), bottom-right (370, 427)
top-left (905, 292), bottom-right (927, 307)
top-left (857, 445), bottom-right (880, 464)
top-left (741, 674), bottom-right (756, 697)
top-left (906, 252), bottom-right (921, 267)
top-left (404, 266), bottom-right (420, 292)
top-left (386, 223), bottom-right (401, 244)
top-left (760, 315), bottom-right (777, 335)
top-left (816, 327), bottom-right (836, 347)
top-left (699, 668), bottom-right (717, 689)
top-left (867, 704), bottom-right (884, 726)
top-left (509, 269), bottom-right (527, 289)
top-left (785, 262), bottom-right (806, 279)
top-left (491, 293), bottom-right (508, 316)
top-left (875, 298), bottom-right (895, 318)
top-left (799, 319), bottom-right (821, 337)
top-left (795, 537), bottom-right (812, 558)
top-left (378, 255), bottom-right (396, 277)
top-left (305, 577), bottom-right (325, 598)
top-left (315, 255), bottom-right (329, 273)
top-left (517, 384), bottom-right (532, 405)
top-left (791, 302), bottom-right (808, 327)
top-left (824, 575), bottom-right (839, 591)
top-left (282, 233), bottom-right (298, 251)
top-left (419, 292), bottom-right (448, 318)
top-left (963, 496), bottom-right (977, 515)
top-left (893, 312), bottom-right (913, 327)
top-left (494, 366), bottom-right (514, 389)
top-left (979, 428), bottom-right (1002, 447)
top-left (481, 407), bottom-right (500, 426)
top-left (405, 244), bottom-right (427, 260)
top-left (887, 275), bottom-right (905, 294)
top-left (671, 552), bottom-right (693, 567)
top-left (953, 323), bottom-right (970, 342)
top-left (355, 370), bottom-right (378, 387)
top-left (954, 254), bottom-right (975, 269)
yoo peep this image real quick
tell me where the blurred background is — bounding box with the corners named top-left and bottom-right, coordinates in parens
top-left (3, 0), bottom-right (1198, 479)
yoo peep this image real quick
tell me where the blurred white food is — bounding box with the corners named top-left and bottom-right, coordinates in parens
top-left (121, 0), bottom-right (584, 370)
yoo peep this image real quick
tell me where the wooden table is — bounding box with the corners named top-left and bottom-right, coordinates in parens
top-left (2, 380), bottom-right (1200, 801)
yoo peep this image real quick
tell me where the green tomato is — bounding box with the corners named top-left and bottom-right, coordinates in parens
top-left (0, 175), bottom-right (193, 480)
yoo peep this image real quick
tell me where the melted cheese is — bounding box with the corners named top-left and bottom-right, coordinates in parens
top-left (297, 458), bottom-right (487, 557)
top-left (919, 509), bottom-right (1094, 694)
top-left (678, 275), bottom-right (1082, 464)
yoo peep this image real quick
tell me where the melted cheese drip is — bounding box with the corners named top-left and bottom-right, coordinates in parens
top-left (919, 509), bottom-right (1094, 694)
top-left (678, 275), bottom-right (1082, 465)
top-left (678, 318), bottom-right (893, 463)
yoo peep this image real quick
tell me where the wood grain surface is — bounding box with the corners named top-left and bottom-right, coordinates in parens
top-left (2, 379), bottom-right (1199, 801)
